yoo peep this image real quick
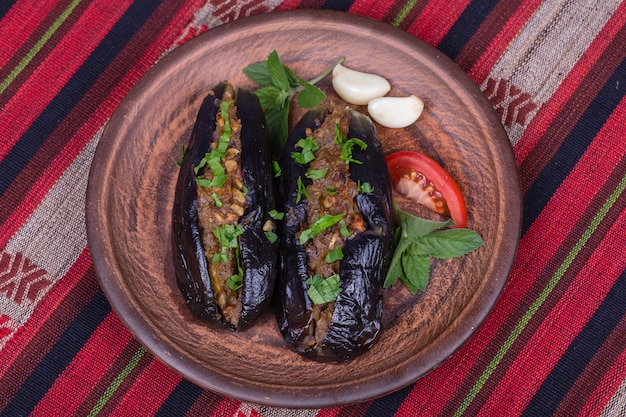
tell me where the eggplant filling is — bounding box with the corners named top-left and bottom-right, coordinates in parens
top-left (195, 85), bottom-right (247, 328)
top-left (295, 108), bottom-right (367, 350)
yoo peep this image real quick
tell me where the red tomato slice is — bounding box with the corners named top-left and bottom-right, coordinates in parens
top-left (385, 151), bottom-right (467, 228)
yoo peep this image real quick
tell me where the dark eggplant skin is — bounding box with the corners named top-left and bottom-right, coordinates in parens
top-left (171, 82), bottom-right (278, 330)
top-left (275, 107), bottom-right (395, 361)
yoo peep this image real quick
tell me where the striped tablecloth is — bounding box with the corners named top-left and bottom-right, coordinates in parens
top-left (1, 1), bottom-right (624, 416)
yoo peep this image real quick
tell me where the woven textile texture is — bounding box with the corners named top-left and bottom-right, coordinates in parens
top-left (0, 0), bottom-right (625, 416)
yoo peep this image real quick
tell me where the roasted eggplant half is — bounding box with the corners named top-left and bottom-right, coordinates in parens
top-left (172, 82), bottom-right (278, 331)
top-left (275, 106), bottom-right (395, 361)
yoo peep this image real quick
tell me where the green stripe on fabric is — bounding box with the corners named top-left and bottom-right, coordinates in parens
top-left (0, 0), bottom-right (82, 95)
top-left (391, 0), bottom-right (419, 27)
top-left (87, 346), bottom-right (147, 417)
top-left (454, 173), bottom-right (626, 417)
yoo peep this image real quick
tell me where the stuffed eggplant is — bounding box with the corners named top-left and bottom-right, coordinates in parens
top-left (275, 106), bottom-right (395, 361)
top-left (172, 82), bottom-right (278, 331)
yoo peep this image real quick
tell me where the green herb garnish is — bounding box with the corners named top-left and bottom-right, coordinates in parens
top-left (264, 230), bottom-right (278, 244)
top-left (306, 168), bottom-right (328, 179)
top-left (227, 274), bottom-right (242, 290)
top-left (324, 247), bottom-right (344, 263)
top-left (291, 137), bottom-right (319, 165)
top-left (357, 181), bottom-right (374, 193)
top-left (333, 124), bottom-right (367, 164)
top-left (384, 206), bottom-right (483, 293)
top-left (194, 101), bottom-right (232, 188)
top-left (212, 192), bottom-right (223, 208)
top-left (299, 213), bottom-right (346, 245)
top-left (272, 161), bottom-right (282, 177)
top-left (339, 221), bottom-right (350, 237)
top-left (243, 50), bottom-right (344, 154)
top-left (306, 274), bottom-right (342, 304)
top-left (212, 223), bottom-right (245, 264)
top-left (269, 209), bottom-right (284, 220)
top-left (296, 176), bottom-right (309, 204)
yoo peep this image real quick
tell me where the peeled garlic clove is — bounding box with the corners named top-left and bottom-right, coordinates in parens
top-left (367, 95), bottom-right (424, 128)
top-left (332, 64), bottom-right (391, 105)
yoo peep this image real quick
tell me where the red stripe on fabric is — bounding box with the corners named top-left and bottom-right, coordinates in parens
top-left (210, 398), bottom-right (242, 417)
top-left (275, 0), bottom-right (305, 10)
top-left (406, 0), bottom-right (471, 47)
top-left (478, 211), bottom-right (626, 414)
top-left (348, 0), bottom-right (397, 21)
top-left (0, 248), bottom-right (92, 379)
top-left (107, 358), bottom-right (182, 417)
top-left (555, 313), bottom-right (626, 416)
top-left (0, 0), bottom-right (63, 69)
top-left (514, 1), bottom-right (626, 167)
top-left (29, 312), bottom-right (133, 417)
top-left (467, 0), bottom-right (543, 83)
top-left (0, 0), bottom-right (134, 162)
top-left (315, 409), bottom-right (341, 417)
top-left (579, 347), bottom-right (626, 416)
top-left (0, 0), bottom-right (208, 249)
top-left (396, 95), bottom-right (626, 417)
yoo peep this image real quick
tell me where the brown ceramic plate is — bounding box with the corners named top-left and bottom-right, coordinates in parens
top-left (86, 10), bottom-right (521, 408)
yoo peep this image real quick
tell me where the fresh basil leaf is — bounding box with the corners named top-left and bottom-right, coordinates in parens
top-left (384, 227), bottom-right (411, 288)
top-left (284, 65), bottom-right (300, 87)
top-left (412, 229), bottom-right (484, 258)
top-left (242, 61), bottom-right (273, 87)
top-left (400, 246), bottom-right (430, 292)
top-left (385, 205), bottom-right (483, 293)
top-left (306, 274), bottom-right (341, 304)
top-left (264, 105), bottom-right (289, 154)
top-left (254, 86), bottom-right (286, 109)
top-left (266, 50), bottom-right (290, 91)
top-left (397, 208), bottom-right (454, 237)
top-left (297, 80), bottom-right (327, 108)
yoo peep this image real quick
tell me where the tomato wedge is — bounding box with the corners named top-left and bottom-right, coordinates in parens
top-left (385, 150), bottom-right (467, 228)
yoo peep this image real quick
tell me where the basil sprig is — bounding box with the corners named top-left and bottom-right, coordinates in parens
top-left (384, 206), bottom-right (484, 293)
top-left (243, 50), bottom-right (344, 154)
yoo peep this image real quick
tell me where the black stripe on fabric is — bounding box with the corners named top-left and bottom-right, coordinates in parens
top-left (0, 0), bottom-right (17, 21)
top-left (436, 0), bottom-right (500, 60)
top-left (1, 289), bottom-right (111, 416)
top-left (521, 57), bottom-right (626, 235)
top-left (322, 0), bottom-right (353, 11)
top-left (362, 383), bottom-right (414, 417)
top-left (521, 268), bottom-right (626, 417)
top-left (0, 0), bottom-right (164, 197)
top-left (155, 379), bottom-right (203, 417)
